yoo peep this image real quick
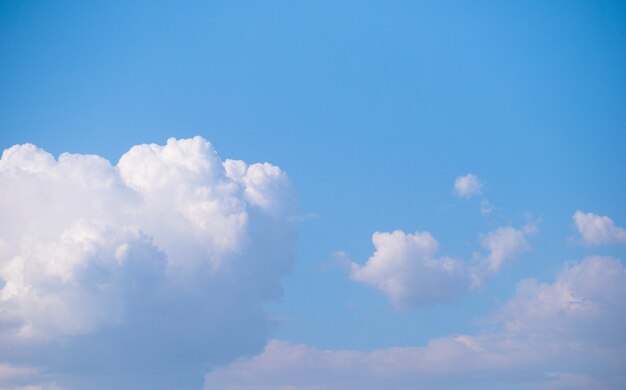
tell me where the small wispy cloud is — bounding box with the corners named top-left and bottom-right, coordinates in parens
top-left (471, 221), bottom-right (538, 286)
top-left (454, 174), bottom-right (494, 215)
top-left (454, 173), bottom-right (482, 198)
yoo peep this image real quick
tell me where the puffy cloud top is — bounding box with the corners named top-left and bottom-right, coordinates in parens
top-left (573, 211), bottom-right (626, 245)
top-left (350, 230), bottom-right (469, 309)
top-left (0, 137), bottom-right (296, 389)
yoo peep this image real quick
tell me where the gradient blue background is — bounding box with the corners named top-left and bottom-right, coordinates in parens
top-left (2, 0), bottom-right (625, 351)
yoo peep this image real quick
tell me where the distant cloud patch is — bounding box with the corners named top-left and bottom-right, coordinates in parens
top-left (206, 256), bottom-right (626, 389)
top-left (454, 173), bottom-right (482, 198)
top-left (573, 211), bottom-right (626, 245)
top-left (471, 222), bottom-right (537, 286)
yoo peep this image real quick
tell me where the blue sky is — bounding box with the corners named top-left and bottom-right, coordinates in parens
top-left (1, 1), bottom-right (626, 389)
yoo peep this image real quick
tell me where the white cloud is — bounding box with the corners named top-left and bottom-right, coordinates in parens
top-left (454, 174), bottom-right (482, 198)
top-left (349, 230), bottom-right (470, 309)
top-left (454, 174), bottom-right (494, 216)
top-left (573, 211), bottom-right (626, 245)
top-left (474, 222), bottom-right (536, 279)
top-left (481, 226), bottom-right (530, 271)
top-left (205, 256), bottom-right (626, 389)
top-left (349, 223), bottom-right (536, 308)
top-left (0, 137), bottom-right (297, 389)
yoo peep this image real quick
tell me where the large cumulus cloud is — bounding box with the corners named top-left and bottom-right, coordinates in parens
top-left (0, 137), bottom-right (296, 389)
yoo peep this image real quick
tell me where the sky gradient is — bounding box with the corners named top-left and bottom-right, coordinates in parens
top-left (1, 1), bottom-right (626, 389)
